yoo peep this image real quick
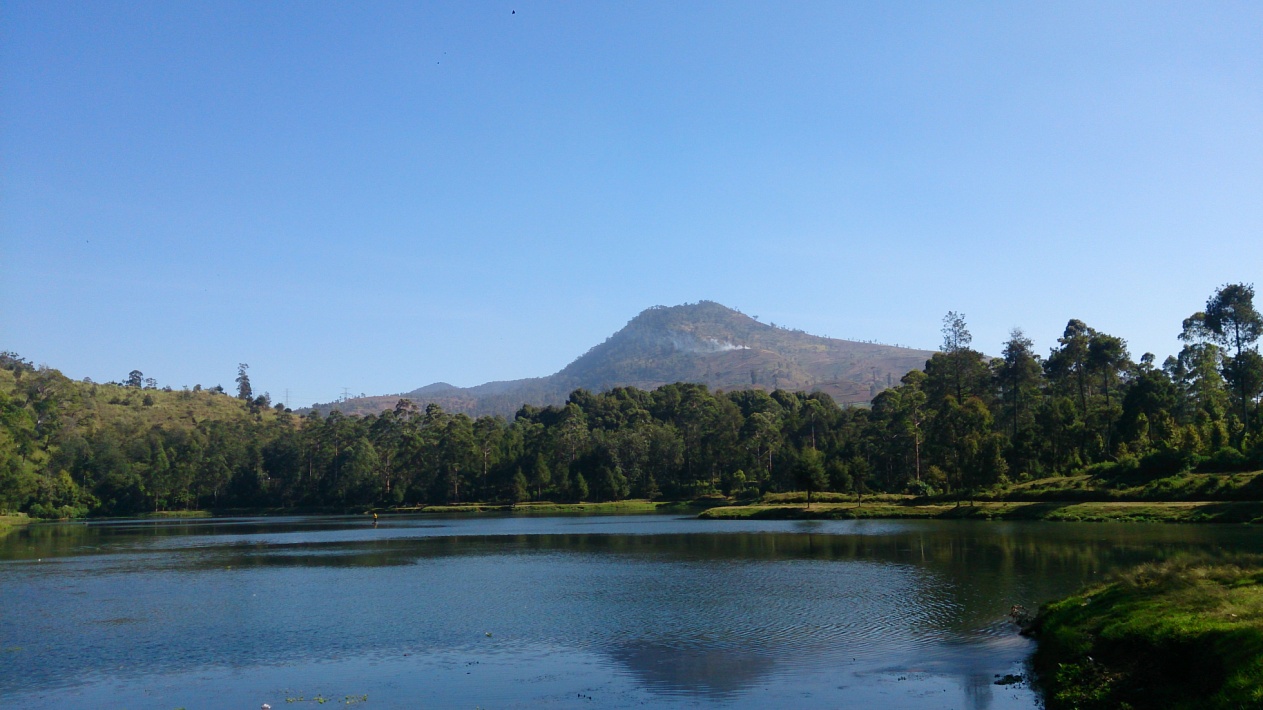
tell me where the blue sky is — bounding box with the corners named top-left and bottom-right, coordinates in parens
top-left (3, 1), bottom-right (1261, 407)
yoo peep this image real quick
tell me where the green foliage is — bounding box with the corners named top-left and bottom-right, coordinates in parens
top-left (1031, 555), bottom-right (1263, 710)
top-left (795, 448), bottom-right (827, 507)
top-left (235, 363), bottom-right (252, 401)
top-left (2, 284), bottom-right (1261, 516)
top-left (509, 469), bottom-right (529, 503)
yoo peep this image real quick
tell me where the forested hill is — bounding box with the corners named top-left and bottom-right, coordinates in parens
top-left (1, 283), bottom-right (1260, 519)
top-left (0, 358), bottom-right (291, 517)
top-left (311, 301), bottom-right (936, 417)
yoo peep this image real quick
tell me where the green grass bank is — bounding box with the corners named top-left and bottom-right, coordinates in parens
top-left (117, 499), bottom-right (709, 519)
top-left (697, 500), bottom-right (1263, 524)
top-left (991, 469), bottom-right (1263, 503)
top-left (0, 513), bottom-right (32, 535)
top-left (22, 470), bottom-right (1263, 525)
top-left (384, 499), bottom-right (706, 515)
top-left (1027, 556), bottom-right (1263, 709)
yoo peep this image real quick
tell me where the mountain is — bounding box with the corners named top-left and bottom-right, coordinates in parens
top-left (312, 301), bottom-right (936, 417)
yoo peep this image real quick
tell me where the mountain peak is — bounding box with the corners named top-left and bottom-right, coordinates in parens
top-left (317, 301), bottom-right (935, 417)
top-left (631, 300), bottom-right (741, 319)
top-left (624, 301), bottom-right (753, 330)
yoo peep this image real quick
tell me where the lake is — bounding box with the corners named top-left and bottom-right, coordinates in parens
top-left (4, 514), bottom-right (1263, 709)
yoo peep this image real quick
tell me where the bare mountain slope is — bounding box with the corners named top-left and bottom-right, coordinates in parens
top-left (313, 301), bottom-right (935, 417)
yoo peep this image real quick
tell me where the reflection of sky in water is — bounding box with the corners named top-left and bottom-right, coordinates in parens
top-left (4, 516), bottom-right (1263, 708)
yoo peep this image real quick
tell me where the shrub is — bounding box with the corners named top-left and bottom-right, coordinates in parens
top-left (1137, 448), bottom-right (1197, 478)
top-left (28, 502), bottom-right (88, 519)
top-left (1197, 447), bottom-right (1250, 473)
top-left (905, 479), bottom-right (937, 498)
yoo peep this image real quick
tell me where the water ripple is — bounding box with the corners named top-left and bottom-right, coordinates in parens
top-left (5, 515), bottom-right (1263, 708)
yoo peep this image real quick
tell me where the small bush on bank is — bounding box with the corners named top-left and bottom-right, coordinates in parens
top-left (27, 503), bottom-right (89, 519)
top-left (1197, 447), bottom-right (1252, 473)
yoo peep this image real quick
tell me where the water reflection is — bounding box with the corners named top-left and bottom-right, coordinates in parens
top-left (608, 642), bottom-right (777, 698)
top-left (4, 516), bottom-right (1263, 708)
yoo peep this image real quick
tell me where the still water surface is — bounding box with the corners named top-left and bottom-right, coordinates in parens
top-left (4, 514), bottom-right (1263, 709)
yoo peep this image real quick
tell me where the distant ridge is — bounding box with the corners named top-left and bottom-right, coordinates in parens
top-left (312, 301), bottom-right (936, 417)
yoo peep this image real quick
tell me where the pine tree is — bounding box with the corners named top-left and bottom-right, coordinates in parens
top-left (236, 364), bottom-right (252, 401)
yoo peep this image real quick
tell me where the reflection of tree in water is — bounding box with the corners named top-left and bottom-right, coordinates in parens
top-left (963, 670), bottom-right (995, 710)
top-left (13, 518), bottom-right (1263, 707)
top-left (0, 516), bottom-right (371, 562)
top-left (76, 522), bottom-right (1263, 640)
top-left (605, 642), bottom-right (776, 699)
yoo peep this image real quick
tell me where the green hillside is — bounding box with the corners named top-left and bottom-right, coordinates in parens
top-left (0, 355), bottom-right (292, 517)
top-left (3, 284), bottom-right (1259, 522)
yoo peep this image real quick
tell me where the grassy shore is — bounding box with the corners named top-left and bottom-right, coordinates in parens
top-left (1027, 556), bottom-right (1263, 709)
top-left (15, 499), bottom-right (709, 522)
top-left (139, 510), bottom-right (214, 519)
top-left (992, 470), bottom-right (1263, 503)
top-left (0, 513), bottom-right (32, 535)
top-left (21, 470), bottom-right (1263, 524)
top-left (384, 499), bottom-right (706, 515)
top-left (697, 500), bottom-right (1263, 524)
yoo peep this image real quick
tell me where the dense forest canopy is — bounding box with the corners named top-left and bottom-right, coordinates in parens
top-left (2, 284), bottom-right (1261, 517)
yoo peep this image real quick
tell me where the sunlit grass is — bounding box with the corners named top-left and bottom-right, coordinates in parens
top-left (1031, 554), bottom-right (1263, 709)
top-left (760, 491), bottom-right (914, 504)
top-left (698, 500), bottom-right (1263, 523)
top-left (0, 513), bottom-right (31, 534)
top-left (140, 510), bottom-right (213, 519)
top-left (392, 499), bottom-right (703, 515)
top-left (995, 470), bottom-right (1263, 502)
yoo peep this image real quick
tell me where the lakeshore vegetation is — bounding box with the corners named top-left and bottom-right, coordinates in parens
top-left (1, 284), bottom-right (1260, 519)
top-left (1029, 555), bottom-right (1263, 709)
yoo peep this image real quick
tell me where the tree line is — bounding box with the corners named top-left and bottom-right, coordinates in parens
top-left (1, 284), bottom-right (1260, 517)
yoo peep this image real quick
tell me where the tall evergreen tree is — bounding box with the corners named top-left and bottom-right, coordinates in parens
top-left (236, 363), bottom-right (252, 401)
top-left (1203, 284), bottom-right (1263, 438)
top-left (997, 328), bottom-right (1042, 475)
